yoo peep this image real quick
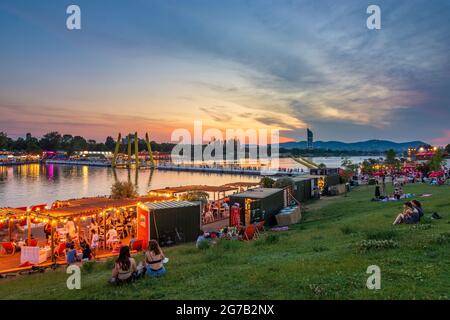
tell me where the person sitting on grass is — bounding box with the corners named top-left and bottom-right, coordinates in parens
top-left (79, 237), bottom-right (87, 249)
top-left (196, 230), bottom-right (215, 248)
top-left (411, 200), bottom-right (424, 220)
top-left (220, 227), bottom-right (231, 239)
top-left (393, 202), bottom-right (419, 225)
top-left (128, 233), bottom-right (137, 249)
top-left (145, 240), bottom-right (166, 278)
top-left (110, 246), bottom-right (137, 284)
top-left (66, 243), bottom-right (79, 264)
top-left (82, 243), bottom-right (93, 261)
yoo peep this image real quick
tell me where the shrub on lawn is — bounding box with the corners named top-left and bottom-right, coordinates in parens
top-left (365, 229), bottom-right (398, 240)
top-left (197, 240), bottom-right (211, 250)
top-left (357, 239), bottom-right (399, 253)
top-left (82, 261), bottom-right (96, 273)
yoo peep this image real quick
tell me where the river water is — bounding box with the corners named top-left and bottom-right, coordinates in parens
top-left (1, 156), bottom-right (446, 208)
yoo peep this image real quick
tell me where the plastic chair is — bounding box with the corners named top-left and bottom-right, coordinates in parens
top-left (54, 242), bottom-right (66, 259)
top-left (130, 239), bottom-right (143, 251)
top-left (107, 236), bottom-right (119, 249)
top-left (253, 220), bottom-right (265, 238)
top-left (26, 239), bottom-right (38, 247)
top-left (0, 242), bottom-right (16, 256)
top-left (243, 224), bottom-right (256, 241)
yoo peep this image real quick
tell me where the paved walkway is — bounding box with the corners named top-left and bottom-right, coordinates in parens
top-left (202, 218), bottom-right (228, 232)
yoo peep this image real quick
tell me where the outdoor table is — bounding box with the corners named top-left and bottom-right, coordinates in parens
top-left (20, 246), bottom-right (50, 264)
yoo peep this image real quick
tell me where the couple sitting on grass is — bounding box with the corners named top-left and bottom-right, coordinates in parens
top-left (110, 239), bottom-right (166, 285)
top-left (393, 200), bottom-right (424, 225)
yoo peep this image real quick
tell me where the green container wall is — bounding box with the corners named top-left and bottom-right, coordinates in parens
top-left (149, 204), bottom-right (201, 244)
top-left (326, 174), bottom-right (341, 187)
top-left (293, 179), bottom-right (313, 202)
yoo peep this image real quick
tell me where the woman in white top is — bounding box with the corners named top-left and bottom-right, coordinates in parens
top-left (106, 228), bottom-right (118, 249)
top-left (65, 219), bottom-right (77, 240)
top-left (90, 229), bottom-right (99, 256)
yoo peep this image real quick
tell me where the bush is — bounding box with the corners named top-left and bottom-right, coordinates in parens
top-left (260, 177), bottom-right (275, 188)
top-left (197, 239), bottom-right (211, 250)
top-left (273, 177), bottom-right (294, 188)
top-left (82, 261), bottom-right (96, 273)
top-left (111, 181), bottom-right (138, 199)
top-left (357, 239), bottom-right (398, 253)
top-left (179, 191), bottom-right (209, 206)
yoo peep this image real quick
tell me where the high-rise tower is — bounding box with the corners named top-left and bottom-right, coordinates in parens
top-left (307, 128), bottom-right (313, 150)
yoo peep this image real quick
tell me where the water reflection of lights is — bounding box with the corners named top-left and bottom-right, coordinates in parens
top-left (82, 166), bottom-right (89, 192)
top-left (15, 163), bottom-right (41, 178)
top-left (0, 166), bottom-right (8, 178)
top-left (47, 164), bottom-right (54, 179)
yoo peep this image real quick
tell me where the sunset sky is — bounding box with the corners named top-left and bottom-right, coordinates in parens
top-left (0, 0), bottom-right (449, 145)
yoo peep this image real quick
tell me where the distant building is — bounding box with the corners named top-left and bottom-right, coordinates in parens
top-left (307, 128), bottom-right (314, 149)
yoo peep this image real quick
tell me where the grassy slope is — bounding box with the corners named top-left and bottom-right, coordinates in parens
top-left (0, 184), bottom-right (449, 300)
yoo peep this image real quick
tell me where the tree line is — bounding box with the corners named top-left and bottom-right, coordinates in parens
top-left (2, 131), bottom-right (449, 157)
top-left (0, 132), bottom-right (175, 154)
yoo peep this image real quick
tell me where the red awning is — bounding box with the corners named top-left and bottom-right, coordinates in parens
top-left (429, 171), bottom-right (444, 178)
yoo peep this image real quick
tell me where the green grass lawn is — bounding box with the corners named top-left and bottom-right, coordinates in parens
top-left (1, 183), bottom-right (449, 300)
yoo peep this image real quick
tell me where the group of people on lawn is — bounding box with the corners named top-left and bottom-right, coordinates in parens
top-left (110, 240), bottom-right (166, 284)
top-left (64, 236), bottom-right (167, 284)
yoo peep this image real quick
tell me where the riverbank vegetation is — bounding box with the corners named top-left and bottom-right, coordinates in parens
top-left (0, 132), bottom-right (174, 154)
top-left (3, 132), bottom-right (449, 157)
top-left (0, 183), bottom-right (449, 299)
